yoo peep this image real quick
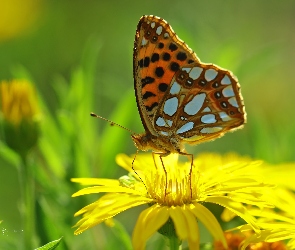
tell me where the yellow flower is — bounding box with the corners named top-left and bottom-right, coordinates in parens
top-left (0, 79), bottom-right (40, 155)
top-left (0, 0), bottom-right (44, 41)
top-left (234, 188), bottom-right (295, 250)
top-left (0, 80), bottom-right (40, 126)
top-left (218, 158), bottom-right (295, 249)
top-left (72, 153), bottom-right (274, 250)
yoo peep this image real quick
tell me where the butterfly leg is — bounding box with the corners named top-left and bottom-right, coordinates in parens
top-left (131, 149), bottom-right (138, 171)
top-left (132, 150), bottom-right (148, 190)
top-left (152, 151), bottom-right (170, 198)
top-left (179, 152), bottom-right (194, 198)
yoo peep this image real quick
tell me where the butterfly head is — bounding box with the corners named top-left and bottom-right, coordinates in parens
top-left (131, 133), bottom-right (154, 152)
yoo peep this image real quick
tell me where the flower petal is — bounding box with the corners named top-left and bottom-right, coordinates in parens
top-left (71, 178), bottom-right (120, 186)
top-left (190, 203), bottom-right (227, 248)
top-left (183, 205), bottom-right (200, 249)
top-left (169, 206), bottom-right (188, 240)
top-left (72, 185), bottom-right (143, 197)
top-left (205, 196), bottom-right (260, 233)
top-left (74, 194), bottom-right (151, 234)
top-left (133, 205), bottom-right (169, 250)
top-left (116, 154), bottom-right (135, 172)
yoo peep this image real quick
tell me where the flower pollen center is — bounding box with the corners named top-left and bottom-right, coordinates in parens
top-left (144, 164), bottom-right (202, 206)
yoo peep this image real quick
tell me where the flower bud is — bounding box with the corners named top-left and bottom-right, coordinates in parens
top-left (0, 80), bottom-right (40, 157)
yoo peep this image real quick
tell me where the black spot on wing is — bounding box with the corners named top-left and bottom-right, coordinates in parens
top-left (221, 101), bottom-right (228, 108)
top-left (158, 83), bottom-right (168, 92)
top-left (158, 42), bottom-right (164, 49)
top-left (198, 80), bottom-right (207, 87)
top-left (176, 52), bottom-right (187, 61)
top-left (146, 102), bottom-right (158, 111)
top-left (169, 43), bottom-right (178, 52)
top-left (170, 62), bottom-right (180, 72)
top-left (143, 57), bottom-right (150, 67)
top-left (143, 91), bottom-right (156, 99)
top-left (141, 76), bottom-right (155, 87)
top-left (139, 59), bottom-right (144, 68)
top-left (155, 67), bottom-right (164, 77)
top-left (214, 91), bottom-right (222, 99)
top-left (212, 82), bottom-right (219, 88)
top-left (151, 53), bottom-right (159, 62)
top-left (185, 78), bottom-right (193, 87)
top-left (139, 57), bottom-right (150, 68)
top-left (162, 52), bottom-right (171, 61)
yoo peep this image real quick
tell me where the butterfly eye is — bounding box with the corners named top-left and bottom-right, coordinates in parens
top-left (146, 31), bottom-right (151, 37)
top-left (229, 110), bottom-right (235, 115)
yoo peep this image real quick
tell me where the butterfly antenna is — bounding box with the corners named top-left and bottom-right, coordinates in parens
top-left (90, 112), bottom-right (135, 134)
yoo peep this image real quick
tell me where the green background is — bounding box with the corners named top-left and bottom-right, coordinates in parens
top-left (0, 0), bottom-right (294, 249)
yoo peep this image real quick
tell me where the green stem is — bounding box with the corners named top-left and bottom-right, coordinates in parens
top-left (159, 217), bottom-right (182, 250)
top-left (19, 154), bottom-right (36, 250)
top-left (167, 236), bottom-right (182, 250)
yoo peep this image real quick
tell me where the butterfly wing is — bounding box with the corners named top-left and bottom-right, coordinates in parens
top-left (154, 62), bottom-right (246, 144)
top-left (133, 15), bottom-right (200, 136)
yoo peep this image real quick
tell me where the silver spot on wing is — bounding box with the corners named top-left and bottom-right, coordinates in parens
top-left (163, 97), bottom-right (178, 116)
top-left (170, 81), bottom-right (181, 95)
top-left (156, 25), bottom-right (163, 35)
top-left (204, 69), bottom-right (218, 81)
top-left (222, 85), bottom-right (235, 97)
top-left (221, 75), bottom-right (231, 85)
top-left (177, 121), bottom-right (194, 134)
top-left (201, 114), bottom-right (217, 124)
top-left (184, 93), bottom-right (206, 116)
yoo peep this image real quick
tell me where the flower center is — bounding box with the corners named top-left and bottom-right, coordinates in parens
top-left (144, 164), bottom-right (202, 206)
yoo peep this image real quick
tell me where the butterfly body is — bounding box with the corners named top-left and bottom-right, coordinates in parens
top-left (131, 15), bottom-right (246, 155)
top-left (131, 131), bottom-right (184, 155)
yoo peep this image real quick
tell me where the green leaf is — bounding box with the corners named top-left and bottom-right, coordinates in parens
top-left (108, 219), bottom-right (133, 250)
top-left (0, 141), bottom-right (20, 167)
top-left (34, 237), bottom-right (63, 250)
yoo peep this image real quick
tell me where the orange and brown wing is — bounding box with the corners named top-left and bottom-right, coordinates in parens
top-left (153, 62), bottom-right (246, 144)
top-left (133, 15), bottom-right (200, 135)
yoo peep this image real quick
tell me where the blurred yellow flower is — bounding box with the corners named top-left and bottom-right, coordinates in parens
top-left (0, 0), bottom-right (44, 41)
top-left (72, 153), bottom-right (274, 250)
top-left (233, 188), bottom-right (295, 250)
top-left (0, 79), bottom-right (40, 126)
top-left (0, 79), bottom-right (40, 156)
top-left (217, 156), bottom-right (295, 249)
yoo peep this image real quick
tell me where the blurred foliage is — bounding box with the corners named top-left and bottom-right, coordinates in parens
top-left (0, 0), bottom-right (294, 249)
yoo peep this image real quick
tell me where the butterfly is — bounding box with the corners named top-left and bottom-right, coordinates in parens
top-left (130, 15), bottom-right (246, 157)
top-left (92, 15), bottom-right (246, 159)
